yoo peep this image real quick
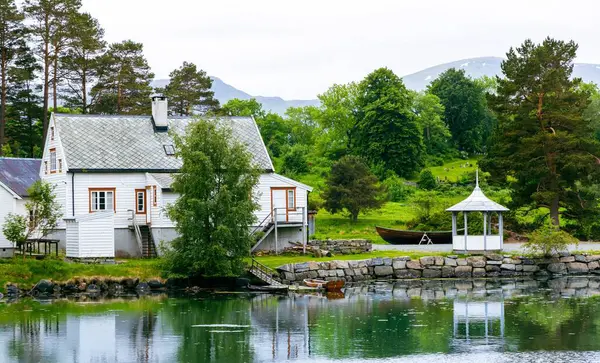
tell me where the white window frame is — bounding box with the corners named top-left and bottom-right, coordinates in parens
top-left (50, 149), bottom-right (57, 173)
top-left (90, 189), bottom-right (115, 212)
top-left (136, 190), bottom-right (146, 214)
top-left (287, 189), bottom-right (295, 210)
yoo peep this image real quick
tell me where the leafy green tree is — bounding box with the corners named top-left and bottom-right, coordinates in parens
top-left (418, 169), bottom-right (437, 190)
top-left (285, 105), bottom-right (319, 146)
top-left (163, 118), bottom-right (260, 277)
top-left (220, 98), bottom-right (266, 119)
top-left (481, 37), bottom-right (600, 227)
top-left (322, 155), bottom-right (386, 221)
top-left (0, 0), bottom-right (25, 155)
top-left (280, 144), bottom-right (309, 175)
top-left (316, 82), bottom-right (358, 156)
top-left (412, 92), bottom-right (451, 157)
top-left (428, 68), bottom-right (491, 153)
top-left (60, 12), bottom-right (105, 113)
top-left (523, 223), bottom-right (578, 256)
top-left (91, 40), bottom-right (154, 115)
top-left (353, 67), bottom-right (424, 177)
top-left (2, 180), bottom-right (62, 250)
top-left (256, 112), bottom-right (290, 158)
top-left (161, 61), bottom-right (218, 116)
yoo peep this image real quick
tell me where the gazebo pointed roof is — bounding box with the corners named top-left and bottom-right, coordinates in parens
top-left (446, 171), bottom-right (509, 212)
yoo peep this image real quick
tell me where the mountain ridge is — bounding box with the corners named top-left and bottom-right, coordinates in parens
top-left (153, 57), bottom-right (600, 115)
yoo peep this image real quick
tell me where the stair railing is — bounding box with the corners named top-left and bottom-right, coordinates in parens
top-left (250, 210), bottom-right (273, 237)
top-left (250, 258), bottom-right (282, 286)
top-left (128, 210), bottom-right (144, 256)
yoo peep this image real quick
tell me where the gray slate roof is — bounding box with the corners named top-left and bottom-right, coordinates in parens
top-left (53, 114), bottom-right (274, 172)
top-left (0, 157), bottom-right (41, 197)
top-left (149, 173), bottom-right (175, 189)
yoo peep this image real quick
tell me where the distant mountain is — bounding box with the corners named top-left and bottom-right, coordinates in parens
top-left (402, 56), bottom-right (600, 91)
top-left (152, 77), bottom-right (319, 116)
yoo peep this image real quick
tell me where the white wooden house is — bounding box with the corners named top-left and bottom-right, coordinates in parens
top-left (0, 158), bottom-right (41, 257)
top-left (40, 97), bottom-right (312, 258)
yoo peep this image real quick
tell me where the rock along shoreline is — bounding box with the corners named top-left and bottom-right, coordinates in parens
top-left (275, 253), bottom-right (600, 284)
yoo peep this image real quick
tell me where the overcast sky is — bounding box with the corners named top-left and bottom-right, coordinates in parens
top-left (81, 0), bottom-right (599, 100)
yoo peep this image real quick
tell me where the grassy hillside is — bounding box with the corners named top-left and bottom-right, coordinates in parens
top-left (298, 158), bottom-right (480, 243)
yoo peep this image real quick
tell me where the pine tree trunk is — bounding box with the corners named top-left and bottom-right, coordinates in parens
top-left (82, 67), bottom-right (87, 113)
top-left (52, 40), bottom-right (58, 112)
top-left (550, 195), bottom-right (560, 227)
top-left (0, 49), bottom-right (6, 156)
top-left (42, 15), bottom-right (50, 143)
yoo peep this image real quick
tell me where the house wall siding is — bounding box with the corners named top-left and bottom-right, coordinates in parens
top-left (255, 173), bottom-right (308, 225)
top-left (41, 114), bottom-right (69, 228)
top-left (0, 188), bottom-right (17, 248)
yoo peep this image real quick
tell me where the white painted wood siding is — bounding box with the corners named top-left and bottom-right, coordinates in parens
top-left (65, 219), bottom-right (79, 257)
top-left (41, 115), bottom-right (69, 228)
top-left (0, 188), bottom-right (17, 248)
top-left (65, 212), bottom-right (115, 258)
top-left (255, 173), bottom-right (308, 225)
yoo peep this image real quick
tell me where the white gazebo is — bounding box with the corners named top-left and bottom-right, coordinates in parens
top-left (446, 171), bottom-right (509, 252)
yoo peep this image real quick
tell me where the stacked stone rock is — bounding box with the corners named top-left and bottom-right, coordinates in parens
top-left (276, 253), bottom-right (600, 285)
top-left (306, 239), bottom-right (372, 254)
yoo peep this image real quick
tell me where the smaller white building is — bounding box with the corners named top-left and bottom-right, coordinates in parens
top-left (0, 157), bottom-right (42, 258)
top-left (446, 172), bottom-right (509, 252)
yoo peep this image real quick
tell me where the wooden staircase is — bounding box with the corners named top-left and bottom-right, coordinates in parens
top-left (249, 259), bottom-right (285, 286)
top-left (139, 225), bottom-right (157, 258)
top-left (250, 222), bottom-right (275, 253)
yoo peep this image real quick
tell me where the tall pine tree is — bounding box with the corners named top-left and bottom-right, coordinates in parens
top-left (60, 12), bottom-right (105, 113)
top-left (162, 61), bottom-right (218, 115)
top-left (481, 38), bottom-right (600, 227)
top-left (91, 40), bottom-right (154, 115)
top-left (24, 0), bottom-right (81, 140)
top-left (353, 67), bottom-right (424, 177)
top-left (0, 0), bottom-right (25, 155)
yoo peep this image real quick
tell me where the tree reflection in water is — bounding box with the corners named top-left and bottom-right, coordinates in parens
top-left (2, 277), bottom-right (600, 362)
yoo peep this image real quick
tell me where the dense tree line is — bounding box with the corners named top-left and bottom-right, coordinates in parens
top-left (0, 0), bottom-right (217, 157)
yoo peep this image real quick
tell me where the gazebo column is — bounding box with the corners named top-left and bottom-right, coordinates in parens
top-left (499, 212), bottom-right (504, 249)
top-left (464, 212), bottom-right (468, 251)
top-left (483, 212), bottom-right (487, 251)
top-left (452, 212), bottom-right (457, 236)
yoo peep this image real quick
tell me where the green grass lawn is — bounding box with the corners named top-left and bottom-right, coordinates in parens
top-left (0, 257), bottom-right (162, 292)
top-left (417, 158), bottom-right (479, 183)
top-left (253, 250), bottom-right (462, 269)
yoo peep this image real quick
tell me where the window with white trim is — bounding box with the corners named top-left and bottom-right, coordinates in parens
top-left (90, 190), bottom-right (114, 212)
top-left (50, 149), bottom-right (57, 172)
top-left (287, 189), bottom-right (295, 210)
top-left (136, 190), bottom-right (146, 214)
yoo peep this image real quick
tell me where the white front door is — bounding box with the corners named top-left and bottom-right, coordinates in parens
top-left (272, 189), bottom-right (287, 222)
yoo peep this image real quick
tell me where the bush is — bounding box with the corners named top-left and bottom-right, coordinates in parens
top-left (523, 224), bottom-right (579, 256)
top-left (383, 174), bottom-right (415, 202)
top-left (418, 169), bottom-right (437, 190)
top-left (280, 145), bottom-right (309, 175)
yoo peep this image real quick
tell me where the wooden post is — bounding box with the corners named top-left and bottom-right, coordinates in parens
top-left (483, 212), bottom-right (487, 251)
top-left (452, 212), bottom-right (457, 236)
top-left (464, 212), bottom-right (468, 251)
top-left (302, 207), bottom-right (306, 255)
top-left (274, 208), bottom-right (278, 255)
top-left (499, 212), bottom-right (504, 250)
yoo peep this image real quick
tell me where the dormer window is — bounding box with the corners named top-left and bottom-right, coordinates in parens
top-left (50, 148), bottom-right (57, 173)
top-left (164, 144), bottom-right (175, 156)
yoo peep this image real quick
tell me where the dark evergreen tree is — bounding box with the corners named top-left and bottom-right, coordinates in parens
top-left (60, 12), bottom-right (105, 113)
top-left (5, 45), bottom-right (43, 157)
top-left (353, 67), bottom-right (423, 177)
top-left (481, 37), bottom-right (600, 227)
top-left (322, 155), bottom-right (386, 221)
top-left (162, 61), bottom-right (218, 115)
top-left (0, 0), bottom-right (25, 155)
top-left (90, 40), bottom-right (154, 115)
top-left (428, 68), bottom-right (491, 153)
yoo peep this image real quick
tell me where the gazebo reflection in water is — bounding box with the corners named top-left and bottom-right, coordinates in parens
top-left (453, 299), bottom-right (505, 343)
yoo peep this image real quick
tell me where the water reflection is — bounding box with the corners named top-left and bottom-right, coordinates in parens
top-left (1, 277), bottom-right (600, 362)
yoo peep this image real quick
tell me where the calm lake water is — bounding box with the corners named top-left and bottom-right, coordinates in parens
top-left (2, 277), bottom-right (600, 363)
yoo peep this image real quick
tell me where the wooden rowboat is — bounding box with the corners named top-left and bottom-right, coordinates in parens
top-left (304, 279), bottom-right (327, 288)
top-left (325, 280), bottom-right (345, 292)
top-left (375, 226), bottom-right (462, 245)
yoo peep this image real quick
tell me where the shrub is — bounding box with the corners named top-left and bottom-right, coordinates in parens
top-left (523, 224), bottom-right (579, 256)
top-left (383, 174), bottom-right (415, 202)
top-left (418, 169), bottom-right (437, 190)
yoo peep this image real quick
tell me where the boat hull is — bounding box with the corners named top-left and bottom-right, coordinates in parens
top-left (375, 226), bottom-right (454, 245)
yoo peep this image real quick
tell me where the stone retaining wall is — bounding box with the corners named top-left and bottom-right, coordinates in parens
top-left (276, 253), bottom-right (600, 284)
top-left (307, 239), bottom-right (371, 255)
